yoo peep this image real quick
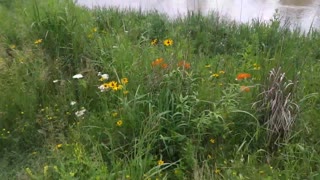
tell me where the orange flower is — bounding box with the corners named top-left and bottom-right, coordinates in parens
top-left (236, 73), bottom-right (251, 80)
top-left (161, 63), bottom-right (168, 69)
top-left (240, 86), bottom-right (250, 92)
top-left (152, 58), bottom-right (164, 67)
top-left (177, 60), bottom-right (191, 69)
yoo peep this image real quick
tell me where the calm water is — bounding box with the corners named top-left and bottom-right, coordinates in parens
top-left (76, 0), bottom-right (320, 31)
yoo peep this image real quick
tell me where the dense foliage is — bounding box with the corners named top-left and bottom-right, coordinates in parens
top-left (0, 0), bottom-right (320, 179)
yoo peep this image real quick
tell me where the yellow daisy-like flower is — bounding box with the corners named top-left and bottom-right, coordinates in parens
top-left (116, 120), bottom-right (123, 127)
top-left (210, 138), bottom-right (215, 144)
top-left (163, 39), bottom-right (173, 46)
top-left (157, 159), bottom-right (164, 166)
top-left (103, 83), bottom-right (110, 89)
top-left (117, 84), bottom-right (123, 90)
top-left (34, 39), bottom-right (43, 44)
top-left (211, 73), bottom-right (219, 78)
top-left (108, 81), bottom-right (118, 90)
top-left (121, 78), bottom-right (128, 84)
top-left (151, 39), bottom-right (158, 45)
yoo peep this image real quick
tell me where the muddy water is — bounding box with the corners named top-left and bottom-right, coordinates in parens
top-left (76, 0), bottom-right (320, 31)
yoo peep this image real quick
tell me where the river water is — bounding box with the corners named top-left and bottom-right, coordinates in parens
top-left (76, 0), bottom-right (320, 31)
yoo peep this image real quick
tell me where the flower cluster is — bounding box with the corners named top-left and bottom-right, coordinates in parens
top-left (98, 73), bottom-right (128, 92)
top-left (150, 38), bottom-right (173, 46)
top-left (211, 70), bottom-right (225, 78)
top-left (177, 60), bottom-right (191, 70)
top-left (235, 73), bottom-right (252, 92)
top-left (151, 58), bottom-right (191, 70)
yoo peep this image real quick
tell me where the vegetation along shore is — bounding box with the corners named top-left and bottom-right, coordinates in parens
top-left (0, 0), bottom-right (320, 179)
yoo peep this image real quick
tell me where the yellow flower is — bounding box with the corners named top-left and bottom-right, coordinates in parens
top-left (9, 44), bottom-right (16, 49)
top-left (211, 73), bottom-right (219, 78)
top-left (219, 70), bottom-right (225, 74)
top-left (151, 39), bottom-right (158, 45)
top-left (108, 81), bottom-right (118, 88)
top-left (157, 159), bottom-right (164, 166)
top-left (163, 39), bottom-right (173, 46)
top-left (121, 78), bottom-right (128, 84)
top-left (34, 39), bottom-right (43, 44)
top-left (210, 138), bottom-right (215, 144)
top-left (253, 63), bottom-right (261, 70)
top-left (116, 120), bottom-right (123, 127)
top-left (116, 84), bottom-right (123, 90)
top-left (112, 112), bottom-right (118, 117)
top-left (56, 144), bottom-right (63, 149)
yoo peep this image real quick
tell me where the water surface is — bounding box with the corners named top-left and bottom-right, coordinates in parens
top-left (76, 0), bottom-right (320, 31)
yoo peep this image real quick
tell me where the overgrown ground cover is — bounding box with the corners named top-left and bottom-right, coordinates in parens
top-left (1, 0), bottom-right (320, 179)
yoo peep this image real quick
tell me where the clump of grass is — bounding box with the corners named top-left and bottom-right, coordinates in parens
top-left (254, 67), bottom-right (299, 151)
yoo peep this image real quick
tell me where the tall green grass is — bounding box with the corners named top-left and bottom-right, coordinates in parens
top-left (0, 0), bottom-right (320, 179)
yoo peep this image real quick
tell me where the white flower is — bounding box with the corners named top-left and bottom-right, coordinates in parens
top-left (53, 80), bottom-right (59, 83)
top-left (98, 84), bottom-right (108, 92)
top-left (97, 72), bottom-right (102, 76)
top-left (70, 101), bottom-right (77, 106)
top-left (75, 109), bottom-right (86, 117)
top-left (100, 74), bottom-right (109, 80)
top-left (72, 74), bottom-right (83, 79)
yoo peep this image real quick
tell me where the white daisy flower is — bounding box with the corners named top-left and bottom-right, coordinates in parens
top-left (75, 109), bottom-right (86, 117)
top-left (72, 74), bottom-right (84, 79)
top-left (70, 101), bottom-right (77, 106)
top-left (100, 74), bottom-right (109, 80)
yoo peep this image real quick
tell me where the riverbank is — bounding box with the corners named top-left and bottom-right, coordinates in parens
top-left (1, 0), bottom-right (320, 179)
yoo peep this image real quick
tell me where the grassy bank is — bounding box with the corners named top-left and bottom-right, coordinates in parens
top-left (1, 0), bottom-right (320, 179)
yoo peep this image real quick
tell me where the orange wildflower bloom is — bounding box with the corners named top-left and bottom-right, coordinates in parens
top-left (236, 73), bottom-right (251, 80)
top-left (177, 60), bottom-right (191, 69)
top-left (161, 63), bottom-right (168, 69)
top-left (240, 86), bottom-right (250, 92)
top-left (152, 58), bottom-right (164, 67)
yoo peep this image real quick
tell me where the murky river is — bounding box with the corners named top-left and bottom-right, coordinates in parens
top-left (76, 0), bottom-right (320, 31)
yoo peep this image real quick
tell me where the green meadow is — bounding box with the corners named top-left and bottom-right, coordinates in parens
top-left (1, 0), bottom-right (320, 179)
